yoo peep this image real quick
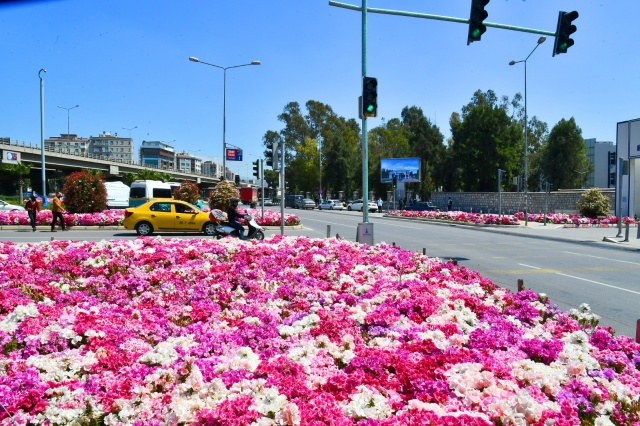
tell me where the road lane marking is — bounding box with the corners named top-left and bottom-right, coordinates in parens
top-left (563, 251), bottom-right (640, 266)
top-left (518, 263), bottom-right (542, 269)
top-left (555, 272), bottom-right (640, 296)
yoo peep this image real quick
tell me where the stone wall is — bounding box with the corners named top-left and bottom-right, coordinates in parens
top-left (429, 189), bottom-right (615, 215)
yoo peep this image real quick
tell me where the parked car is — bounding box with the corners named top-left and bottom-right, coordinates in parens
top-left (123, 199), bottom-right (216, 236)
top-left (295, 198), bottom-right (316, 209)
top-left (0, 200), bottom-right (25, 211)
top-left (348, 199), bottom-right (378, 212)
top-left (318, 199), bottom-right (344, 210)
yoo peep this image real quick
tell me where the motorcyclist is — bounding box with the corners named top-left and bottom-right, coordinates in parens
top-left (227, 197), bottom-right (245, 239)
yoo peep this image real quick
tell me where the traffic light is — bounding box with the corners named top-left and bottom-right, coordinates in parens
top-left (265, 141), bottom-right (279, 170)
top-left (392, 175), bottom-right (397, 189)
top-left (553, 11), bottom-right (578, 56)
top-left (467, 0), bottom-right (489, 45)
top-left (362, 77), bottom-right (378, 118)
top-left (252, 160), bottom-right (261, 179)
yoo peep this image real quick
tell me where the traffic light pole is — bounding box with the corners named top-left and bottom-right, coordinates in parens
top-left (361, 0), bottom-right (369, 225)
top-left (329, 1), bottom-right (556, 38)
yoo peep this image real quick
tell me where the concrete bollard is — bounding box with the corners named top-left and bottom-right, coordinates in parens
top-left (517, 279), bottom-right (524, 292)
top-left (423, 248), bottom-right (426, 256)
top-left (637, 319), bottom-right (640, 344)
top-left (624, 223), bottom-right (630, 242)
top-left (326, 225), bottom-right (331, 238)
top-left (451, 259), bottom-right (458, 266)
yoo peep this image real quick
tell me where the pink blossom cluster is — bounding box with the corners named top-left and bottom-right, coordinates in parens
top-left (0, 209), bottom-right (301, 228)
top-left (1, 236), bottom-right (639, 425)
top-left (386, 210), bottom-right (521, 226)
top-left (515, 212), bottom-right (638, 226)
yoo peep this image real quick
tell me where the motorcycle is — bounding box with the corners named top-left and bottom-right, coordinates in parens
top-left (212, 214), bottom-right (265, 240)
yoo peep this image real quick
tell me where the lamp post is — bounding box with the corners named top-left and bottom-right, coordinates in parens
top-left (123, 126), bottom-right (137, 164)
top-left (39, 68), bottom-right (47, 203)
top-left (188, 56), bottom-right (260, 180)
top-left (509, 36), bottom-right (546, 227)
top-left (57, 104), bottom-right (80, 141)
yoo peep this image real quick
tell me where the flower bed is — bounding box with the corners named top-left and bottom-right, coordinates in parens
top-left (514, 212), bottom-right (638, 226)
top-left (1, 236), bottom-right (638, 425)
top-left (385, 210), bottom-right (521, 226)
top-left (0, 209), bottom-right (300, 228)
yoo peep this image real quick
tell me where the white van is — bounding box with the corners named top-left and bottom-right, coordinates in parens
top-left (129, 180), bottom-right (173, 207)
top-left (104, 181), bottom-right (130, 209)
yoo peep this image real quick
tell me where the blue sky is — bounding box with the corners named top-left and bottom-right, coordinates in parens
top-left (1, 0), bottom-right (638, 179)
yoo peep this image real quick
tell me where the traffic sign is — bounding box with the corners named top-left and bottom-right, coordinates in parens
top-left (226, 148), bottom-right (243, 161)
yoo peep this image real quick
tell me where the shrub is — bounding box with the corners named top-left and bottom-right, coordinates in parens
top-left (172, 180), bottom-right (200, 205)
top-left (576, 188), bottom-right (610, 219)
top-left (208, 179), bottom-right (239, 212)
top-left (61, 170), bottom-right (108, 213)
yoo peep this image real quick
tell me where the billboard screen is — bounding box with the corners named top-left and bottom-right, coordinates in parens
top-left (380, 157), bottom-right (420, 183)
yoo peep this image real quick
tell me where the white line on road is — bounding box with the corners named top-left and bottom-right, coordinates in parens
top-left (563, 251), bottom-right (640, 266)
top-left (518, 262), bottom-right (640, 295)
top-left (555, 272), bottom-right (640, 296)
top-left (518, 263), bottom-right (542, 269)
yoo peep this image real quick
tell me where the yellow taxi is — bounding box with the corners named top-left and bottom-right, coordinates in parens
top-left (123, 199), bottom-right (217, 236)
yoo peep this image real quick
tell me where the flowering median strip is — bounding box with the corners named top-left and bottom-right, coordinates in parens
top-left (1, 236), bottom-right (639, 424)
top-left (0, 209), bottom-right (300, 229)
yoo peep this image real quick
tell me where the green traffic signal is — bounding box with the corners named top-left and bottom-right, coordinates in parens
top-left (467, 0), bottom-right (489, 45)
top-left (362, 76), bottom-right (378, 118)
top-left (553, 10), bottom-right (578, 56)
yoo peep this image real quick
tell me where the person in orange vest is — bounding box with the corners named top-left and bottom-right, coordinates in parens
top-left (25, 194), bottom-right (41, 232)
top-left (51, 192), bottom-right (67, 232)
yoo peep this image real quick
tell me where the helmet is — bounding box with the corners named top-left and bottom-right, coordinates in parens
top-left (230, 197), bottom-right (239, 205)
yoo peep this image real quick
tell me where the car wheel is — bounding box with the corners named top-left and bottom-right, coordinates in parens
top-left (360, 207), bottom-right (364, 212)
top-left (347, 206), bottom-right (352, 211)
top-left (203, 222), bottom-right (217, 236)
top-left (135, 221), bottom-right (153, 236)
top-left (318, 206), bottom-right (322, 210)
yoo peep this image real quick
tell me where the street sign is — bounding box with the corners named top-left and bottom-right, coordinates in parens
top-left (226, 148), bottom-right (243, 161)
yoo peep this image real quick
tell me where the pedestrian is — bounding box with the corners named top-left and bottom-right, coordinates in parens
top-left (51, 192), bottom-right (67, 232)
top-left (25, 194), bottom-right (41, 232)
top-left (448, 198), bottom-right (453, 212)
top-left (377, 197), bottom-right (383, 213)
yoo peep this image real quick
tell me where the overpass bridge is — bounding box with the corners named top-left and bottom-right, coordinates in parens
top-left (2, 139), bottom-right (221, 192)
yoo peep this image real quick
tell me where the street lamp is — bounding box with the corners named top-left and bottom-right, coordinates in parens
top-left (509, 36), bottom-right (546, 227)
top-left (39, 68), bottom-right (47, 203)
top-left (188, 56), bottom-right (260, 180)
top-left (122, 126), bottom-right (137, 164)
top-left (57, 104), bottom-right (79, 142)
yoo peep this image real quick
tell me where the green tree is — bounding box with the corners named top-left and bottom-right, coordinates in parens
top-left (61, 170), bottom-right (108, 213)
top-left (321, 115), bottom-right (360, 200)
top-left (368, 118), bottom-right (410, 198)
top-left (122, 170), bottom-right (173, 186)
top-left (541, 118), bottom-right (591, 190)
top-left (0, 162), bottom-right (31, 204)
top-left (400, 106), bottom-right (446, 199)
top-left (449, 90), bottom-right (522, 192)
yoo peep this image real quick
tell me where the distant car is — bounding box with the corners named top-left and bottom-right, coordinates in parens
top-left (318, 199), bottom-right (344, 210)
top-left (348, 199), bottom-right (377, 212)
top-left (295, 198), bottom-right (316, 209)
top-left (261, 199), bottom-right (274, 206)
top-left (123, 199), bottom-right (216, 236)
top-left (0, 200), bottom-right (26, 211)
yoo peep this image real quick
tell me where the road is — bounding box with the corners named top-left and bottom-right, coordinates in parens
top-left (2, 206), bottom-right (639, 339)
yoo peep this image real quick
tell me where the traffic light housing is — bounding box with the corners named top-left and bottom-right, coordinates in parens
top-left (392, 175), bottom-right (397, 189)
top-left (252, 160), bottom-right (261, 179)
top-left (265, 141), bottom-right (279, 170)
top-left (467, 0), bottom-right (489, 45)
top-left (362, 77), bottom-right (378, 118)
top-left (553, 11), bottom-right (578, 56)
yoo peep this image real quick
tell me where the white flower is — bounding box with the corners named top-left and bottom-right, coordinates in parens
top-left (0, 302), bottom-right (39, 333)
top-left (343, 385), bottom-right (392, 420)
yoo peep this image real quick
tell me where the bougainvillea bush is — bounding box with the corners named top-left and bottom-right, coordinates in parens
top-left (1, 236), bottom-right (639, 425)
top-left (0, 209), bottom-right (300, 228)
top-left (60, 170), bottom-right (108, 213)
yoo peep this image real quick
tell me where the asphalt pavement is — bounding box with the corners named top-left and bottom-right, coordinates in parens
top-left (465, 220), bottom-right (640, 252)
